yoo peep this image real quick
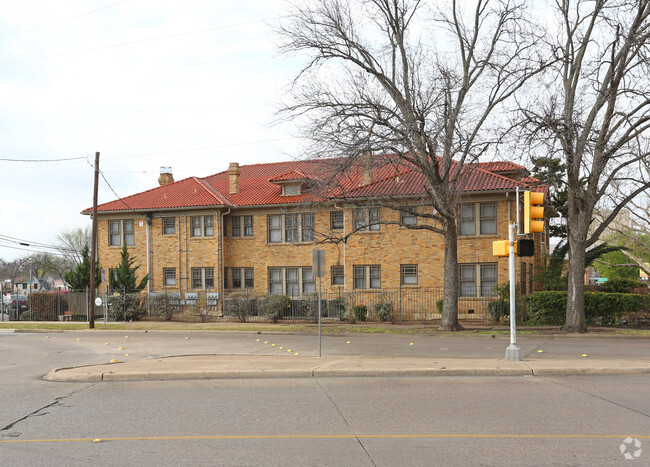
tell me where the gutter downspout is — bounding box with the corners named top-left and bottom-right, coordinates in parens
top-left (220, 208), bottom-right (231, 311)
top-left (334, 203), bottom-right (346, 291)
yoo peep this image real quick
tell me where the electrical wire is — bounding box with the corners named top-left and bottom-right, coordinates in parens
top-left (0, 16), bottom-right (280, 67)
top-left (0, 0), bottom-right (132, 40)
top-left (0, 155), bottom-right (88, 162)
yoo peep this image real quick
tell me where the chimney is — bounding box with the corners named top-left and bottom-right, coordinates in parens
top-left (360, 152), bottom-right (373, 187)
top-left (158, 166), bottom-right (174, 186)
top-left (228, 162), bottom-right (241, 194)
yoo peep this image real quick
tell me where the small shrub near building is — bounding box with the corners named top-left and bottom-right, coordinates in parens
top-left (108, 292), bottom-right (145, 321)
top-left (148, 292), bottom-right (178, 321)
top-left (223, 292), bottom-right (258, 322)
top-left (261, 295), bottom-right (291, 323)
top-left (353, 305), bottom-right (367, 322)
top-left (374, 301), bottom-right (394, 323)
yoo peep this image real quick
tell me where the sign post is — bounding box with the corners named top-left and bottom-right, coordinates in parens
top-left (312, 250), bottom-right (326, 358)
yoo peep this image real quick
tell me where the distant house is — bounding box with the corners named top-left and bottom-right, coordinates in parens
top-left (83, 156), bottom-right (549, 318)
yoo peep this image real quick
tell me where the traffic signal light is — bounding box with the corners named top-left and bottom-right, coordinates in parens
top-left (517, 239), bottom-right (535, 257)
top-left (523, 191), bottom-right (545, 234)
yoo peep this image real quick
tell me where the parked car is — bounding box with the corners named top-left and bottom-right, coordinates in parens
top-left (4, 294), bottom-right (29, 312)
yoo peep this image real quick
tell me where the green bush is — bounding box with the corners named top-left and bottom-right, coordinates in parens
top-left (353, 305), bottom-right (367, 322)
top-left (522, 291), bottom-right (649, 326)
top-left (223, 292), bottom-right (258, 322)
top-left (488, 300), bottom-right (509, 324)
top-left (330, 296), bottom-right (346, 321)
top-left (373, 301), bottom-right (394, 323)
top-left (435, 299), bottom-right (443, 313)
top-left (261, 295), bottom-right (291, 323)
top-left (19, 310), bottom-right (37, 321)
top-left (108, 293), bottom-right (145, 321)
top-left (148, 292), bottom-right (178, 320)
top-left (599, 278), bottom-right (646, 294)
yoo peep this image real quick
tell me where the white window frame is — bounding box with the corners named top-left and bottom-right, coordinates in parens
top-left (400, 208), bottom-right (417, 226)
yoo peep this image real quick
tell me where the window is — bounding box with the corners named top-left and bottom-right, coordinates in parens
top-left (331, 266), bottom-right (345, 285)
top-left (459, 203), bottom-right (497, 236)
top-left (459, 263), bottom-right (497, 297)
top-left (191, 216), bottom-right (214, 237)
top-left (163, 268), bottom-right (176, 287)
top-left (353, 265), bottom-right (381, 289)
top-left (267, 267), bottom-right (313, 295)
top-left (192, 267), bottom-right (214, 289)
top-left (400, 264), bottom-right (418, 285)
top-left (231, 216), bottom-right (242, 237)
top-left (400, 208), bottom-right (417, 225)
top-left (108, 220), bottom-right (134, 246)
top-left (230, 215), bottom-right (253, 237)
top-left (354, 207), bottom-right (380, 231)
top-left (225, 268), bottom-right (254, 290)
top-left (520, 263), bottom-right (527, 295)
top-left (282, 184), bottom-right (301, 196)
top-left (267, 213), bottom-right (316, 243)
top-left (528, 263), bottom-right (534, 294)
top-left (243, 216), bottom-right (254, 237)
top-left (330, 211), bottom-right (344, 230)
top-left (162, 217), bottom-right (175, 235)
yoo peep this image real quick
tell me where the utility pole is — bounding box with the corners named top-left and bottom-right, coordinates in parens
top-left (89, 152), bottom-right (100, 329)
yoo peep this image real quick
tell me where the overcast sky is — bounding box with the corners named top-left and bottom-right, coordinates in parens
top-left (0, 0), bottom-right (304, 260)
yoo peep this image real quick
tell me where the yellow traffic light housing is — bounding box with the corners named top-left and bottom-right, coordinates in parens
top-left (523, 191), bottom-right (545, 234)
top-left (493, 240), bottom-right (509, 257)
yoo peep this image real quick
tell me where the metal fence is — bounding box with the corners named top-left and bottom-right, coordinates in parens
top-left (1, 287), bottom-right (495, 322)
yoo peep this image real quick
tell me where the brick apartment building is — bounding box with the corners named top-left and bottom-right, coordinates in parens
top-left (84, 157), bottom-right (549, 317)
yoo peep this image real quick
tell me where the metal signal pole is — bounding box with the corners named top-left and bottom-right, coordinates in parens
top-left (89, 152), bottom-right (100, 329)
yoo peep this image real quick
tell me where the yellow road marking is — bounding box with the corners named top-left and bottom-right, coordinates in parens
top-left (1, 434), bottom-right (649, 444)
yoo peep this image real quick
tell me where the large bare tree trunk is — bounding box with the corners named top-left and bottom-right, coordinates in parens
top-left (566, 228), bottom-right (587, 333)
top-left (440, 219), bottom-right (461, 331)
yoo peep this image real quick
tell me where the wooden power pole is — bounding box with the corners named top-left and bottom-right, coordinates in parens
top-left (89, 152), bottom-right (100, 329)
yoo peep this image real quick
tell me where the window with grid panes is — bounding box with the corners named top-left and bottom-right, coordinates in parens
top-left (108, 220), bottom-right (135, 246)
top-left (162, 217), bottom-right (175, 235)
top-left (192, 267), bottom-right (214, 289)
top-left (231, 216), bottom-right (242, 237)
top-left (459, 203), bottom-right (497, 236)
top-left (459, 263), bottom-right (498, 297)
top-left (353, 265), bottom-right (381, 289)
top-left (163, 268), bottom-right (176, 287)
top-left (330, 211), bottom-right (344, 230)
top-left (400, 208), bottom-right (417, 225)
top-left (267, 267), bottom-right (313, 295)
top-left (243, 215), bottom-right (254, 236)
top-left (354, 208), bottom-right (380, 231)
top-left (400, 264), bottom-right (418, 285)
top-left (191, 216), bottom-right (213, 237)
top-left (267, 213), bottom-right (316, 243)
top-left (331, 266), bottom-right (344, 285)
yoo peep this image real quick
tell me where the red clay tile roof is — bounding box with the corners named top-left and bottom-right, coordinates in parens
top-left (86, 157), bottom-right (545, 213)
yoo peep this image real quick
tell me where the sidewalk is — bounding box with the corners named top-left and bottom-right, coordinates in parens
top-left (44, 353), bottom-right (650, 382)
top-left (38, 329), bottom-right (650, 382)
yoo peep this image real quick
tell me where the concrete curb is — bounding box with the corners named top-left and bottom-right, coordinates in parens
top-left (43, 354), bottom-right (650, 382)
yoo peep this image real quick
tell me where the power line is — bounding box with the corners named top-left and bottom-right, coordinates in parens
top-left (99, 170), bottom-right (136, 212)
top-left (0, 0), bottom-right (131, 40)
top-left (0, 243), bottom-right (68, 258)
top-left (0, 17), bottom-right (279, 66)
top-left (0, 155), bottom-right (88, 162)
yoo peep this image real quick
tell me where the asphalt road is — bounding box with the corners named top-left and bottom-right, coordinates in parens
top-left (1, 330), bottom-right (649, 465)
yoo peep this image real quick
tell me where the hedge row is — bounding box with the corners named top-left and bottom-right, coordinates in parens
top-left (522, 291), bottom-right (650, 326)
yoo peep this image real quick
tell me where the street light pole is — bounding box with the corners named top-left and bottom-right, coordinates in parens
top-left (505, 221), bottom-right (521, 361)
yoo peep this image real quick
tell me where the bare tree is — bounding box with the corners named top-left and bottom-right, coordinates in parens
top-left (276, 0), bottom-right (548, 330)
top-left (56, 226), bottom-right (92, 267)
top-left (521, 0), bottom-right (650, 332)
